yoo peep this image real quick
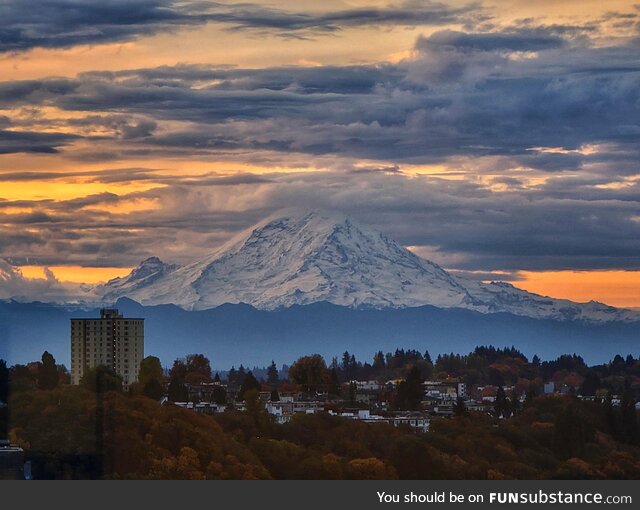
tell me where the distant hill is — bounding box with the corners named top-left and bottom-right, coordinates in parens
top-left (1, 298), bottom-right (638, 369)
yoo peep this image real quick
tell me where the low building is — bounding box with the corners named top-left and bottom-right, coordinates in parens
top-left (0, 441), bottom-right (29, 480)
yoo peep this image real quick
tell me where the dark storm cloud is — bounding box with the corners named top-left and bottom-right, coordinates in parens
top-left (0, 0), bottom-right (482, 53)
top-left (0, 168), bottom-right (638, 275)
top-left (3, 27), bottom-right (638, 168)
top-left (418, 28), bottom-right (567, 52)
top-left (0, 129), bottom-right (77, 154)
top-left (202, 0), bottom-right (483, 35)
top-left (0, 0), bottom-right (198, 52)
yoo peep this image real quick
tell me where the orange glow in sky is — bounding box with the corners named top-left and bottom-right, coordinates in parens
top-left (19, 266), bottom-right (132, 284)
top-left (512, 271), bottom-right (640, 309)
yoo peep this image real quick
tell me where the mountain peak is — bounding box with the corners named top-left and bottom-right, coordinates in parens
top-left (95, 209), bottom-right (639, 323)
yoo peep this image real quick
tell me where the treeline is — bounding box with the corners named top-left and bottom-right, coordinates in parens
top-left (2, 349), bottom-right (640, 480)
top-left (5, 384), bottom-right (640, 479)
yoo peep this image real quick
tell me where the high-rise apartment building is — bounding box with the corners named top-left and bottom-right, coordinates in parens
top-left (70, 309), bottom-right (144, 387)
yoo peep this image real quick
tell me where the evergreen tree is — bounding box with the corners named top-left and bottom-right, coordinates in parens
top-left (0, 360), bottom-right (8, 440)
top-left (267, 361), bottom-right (279, 385)
top-left (237, 365), bottom-right (247, 383)
top-left (372, 351), bottom-right (385, 372)
top-left (453, 396), bottom-right (467, 417)
top-left (167, 377), bottom-right (188, 402)
top-left (396, 366), bottom-right (423, 411)
top-left (494, 386), bottom-right (511, 418)
top-left (348, 381), bottom-right (356, 403)
top-left (239, 371), bottom-right (261, 401)
top-left (621, 381), bottom-right (638, 444)
top-left (580, 371), bottom-right (601, 396)
top-left (270, 387), bottom-right (280, 402)
top-left (524, 387), bottom-right (538, 408)
top-left (0, 360), bottom-right (8, 403)
top-left (38, 351), bottom-right (59, 390)
top-left (510, 389), bottom-right (521, 416)
top-left (328, 367), bottom-right (341, 397)
top-left (342, 351), bottom-right (352, 381)
top-left (212, 386), bottom-right (227, 405)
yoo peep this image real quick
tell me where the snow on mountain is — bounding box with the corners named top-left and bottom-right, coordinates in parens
top-left (97, 256), bottom-right (178, 302)
top-left (96, 210), bottom-right (639, 323)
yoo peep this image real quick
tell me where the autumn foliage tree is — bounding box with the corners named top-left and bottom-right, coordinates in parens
top-left (288, 355), bottom-right (329, 392)
top-left (138, 356), bottom-right (164, 400)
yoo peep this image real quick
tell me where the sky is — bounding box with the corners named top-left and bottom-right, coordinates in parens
top-left (0, 0), bottom-right (639, 308)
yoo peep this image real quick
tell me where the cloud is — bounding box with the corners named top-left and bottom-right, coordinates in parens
top-left (0, 168), bottom-right (638, 275)
top-left (0, 0), bottom-right (483, 53)
top-left (420, 28), bottom-right (567, 52)
top-left (0, 259), bottom-right (90, 302)
top-left (2, 26), bottom-right (637, 168)
top-left (0, 128), bottom-right (77, 154)
top-left (0, 16), bottom-right (639, 286)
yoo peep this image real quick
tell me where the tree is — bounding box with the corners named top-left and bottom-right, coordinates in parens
top-left (267, 361), bottom-right (279, 385)
top-left (0, 360), bottom-right (8, 440)
top-left (288, 355), bottom-right (329, 392)
top-left (170, 355), bottom-right (212, 385)
top-left (453, 396), bottom-right (467, 417)
top-left (38, 351), bottom-right (59, 390)
top-left (328, 367), bottom-right (340, 397)
top-left (0, 360), bottom-right (9, 403)
top-left (239, 371), bottom-right (261, 401)
top-left (143, 378), bottom-right (164, 400)
top-left (524, 387), bottom-right (538, 408)
top-left (372, 351), bottom-right (386, 372)
top-left (494, 386), bottom-right (511, 418)
top-left (342, 351), bottom-right (352, 381)
top-left (212, 386), bottom-right (227, 405)
top-left (270, 388), bottom-right (280, 402)
top-left (552, 401), bottom-right (595, 458)
top-left (510, 389), bottom-right (521, 416)
top-left (81, 365), bottom-right (123, 393)
top-left (620, 381), bottom-right (638, 444)
top-left (138, 356), bottom-right (165, 400)
top-left (424, 350), bottom-right (433, 365)
top-left (167, 377), bottom-right (188, 402)
top-left (237, 365), bottom-right (247, 383)
top-left (184, 354), bottom-right (212, 384)
top-left (139, 356), bottom-right (164, 388)
top-left (580, 371), bottom-right (600, 397)
top-left (396, 366), bottom-right (423, 411)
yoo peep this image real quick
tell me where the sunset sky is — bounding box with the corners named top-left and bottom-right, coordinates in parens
top-left (0, 0), bottom-right (639, 308)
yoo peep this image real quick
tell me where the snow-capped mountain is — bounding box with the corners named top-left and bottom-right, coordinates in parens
top-left (96, 210), bottom-right (639, 323)
top-left (98, 256), bottom-right (178, 302)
